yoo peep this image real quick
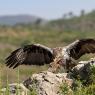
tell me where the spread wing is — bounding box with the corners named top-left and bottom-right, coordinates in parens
top-left (67, 39), bottom-right (95, 59)
top-left (5, 44), bottom-right (54, 68)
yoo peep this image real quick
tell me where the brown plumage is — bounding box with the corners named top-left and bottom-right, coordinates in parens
top-left (5, 39), bottom-right (95, 72)
top-left (5, 44), bottom-right (53, 69)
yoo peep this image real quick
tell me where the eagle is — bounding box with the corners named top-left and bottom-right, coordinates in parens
top-left (5, 39), bottom-right (95, 72)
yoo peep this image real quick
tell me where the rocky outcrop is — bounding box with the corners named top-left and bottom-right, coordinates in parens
top-left (69, 58), bottom-right (95, 85)
top-left (70, 59), bottom-right (95, 80)
top-left (1, 58), bottom-right (95, 95)
top-left (23, 71), bottom-right (73, 95)
top-left (1, 72), bottom-right (73, 95)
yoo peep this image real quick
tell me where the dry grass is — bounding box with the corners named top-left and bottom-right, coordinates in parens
top-left (0, 64), bottom-right (48, 86)
top-left (0, 26), bottom-right (95, 88)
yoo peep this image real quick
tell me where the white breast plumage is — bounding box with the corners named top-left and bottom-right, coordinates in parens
top-left (62, 47), bottom-right (69, 60)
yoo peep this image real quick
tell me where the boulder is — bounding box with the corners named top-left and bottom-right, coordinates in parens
top-left (69, 59), bottom-right (95, 85)
top-left (23, 71), bottom-right (73, 95)
top-left (1, 83), bottom-right (29, 95)
top-left (71, 60), bottom-right (95, 77)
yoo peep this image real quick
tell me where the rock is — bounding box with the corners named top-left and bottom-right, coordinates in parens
top-left (1, 83), bottom-right (29, 95)
top-left (69, 59), bottom-right (95, 85)
top-left (23, 71), bottom-right (73, 95)
top-left (1, 72), bottom-right (73, 95)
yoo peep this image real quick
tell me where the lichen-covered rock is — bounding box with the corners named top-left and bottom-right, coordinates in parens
top-left (69, 59), bottom-right (95, 85)
top-left (1, 72), bottom-right (73, 95)
top-left (1, 83), bottom-right (29, 95)
top-left (23, 71), bottom-right (73, 95)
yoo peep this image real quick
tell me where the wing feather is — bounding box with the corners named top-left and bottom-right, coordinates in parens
top-left (5, 44), bottom-right (53, 68)
top-left (67, 39), bottom-right (95, 59)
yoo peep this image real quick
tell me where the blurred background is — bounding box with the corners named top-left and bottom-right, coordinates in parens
top-left (0, 0), bottom-right (95, 86)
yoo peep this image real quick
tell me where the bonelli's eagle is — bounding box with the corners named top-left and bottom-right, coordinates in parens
top-left (5, 39), bottom-right (95, 72)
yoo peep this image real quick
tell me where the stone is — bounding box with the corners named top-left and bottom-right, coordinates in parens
top-left (23, 71), bottom-right (73, 95)
top-left (69, 59), bottom-right (95, 85)
top-left (1, 83), bottom-right (29, 95)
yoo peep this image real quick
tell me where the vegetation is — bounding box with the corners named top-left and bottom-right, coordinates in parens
top-left (49, 10), bottom-right (95, 32)
top-left (60, 66), bottom-right (95, 95)
top-left (0, 10), bottom-right (95, 94)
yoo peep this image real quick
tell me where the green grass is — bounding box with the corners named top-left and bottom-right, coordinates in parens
top-left (60, 66), bottom-right (95, 95)
top-left (60, 81), bottom-right (95, 95)
top-left (1, 27), bottom-right (95, 84)
top-left (0, 26), bottom-right (95, 94)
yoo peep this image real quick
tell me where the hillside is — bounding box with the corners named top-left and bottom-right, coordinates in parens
top-left (0, 10), bottom-right (95, 30)
top-left (49, 10), bottom-right (95, 32)
top-left (0, 15), bottom-right (45, 25)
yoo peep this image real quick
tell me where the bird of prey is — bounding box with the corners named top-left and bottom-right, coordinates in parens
top-left (5, 39), bottom-right (95, 72)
